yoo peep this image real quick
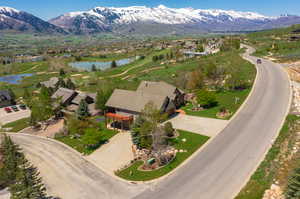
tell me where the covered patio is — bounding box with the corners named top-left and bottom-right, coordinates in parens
top-left (105, 113), bottom-right (134, 131)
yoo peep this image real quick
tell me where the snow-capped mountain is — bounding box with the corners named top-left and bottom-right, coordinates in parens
top-left (49, 5), bottom-right (300, 35)
top-left (0, 6), bottom-right (67, 34)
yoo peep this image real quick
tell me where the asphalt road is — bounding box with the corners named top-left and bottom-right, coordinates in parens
top-left (8, 134), bottom-right (146, 199)
top-left (134, 46), bottom-right (291, 199)
top-left (7, 46), bottom-right (291, 199)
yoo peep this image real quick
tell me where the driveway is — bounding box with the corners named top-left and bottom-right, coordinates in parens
top-left (8, 133), bottom-right (146, 199)
top-left (167, 114), bottom-right (229, 137)
top-left (86, 132), bottom-right (134, 174)
top-left (0, 107), bottom-right (30, 125)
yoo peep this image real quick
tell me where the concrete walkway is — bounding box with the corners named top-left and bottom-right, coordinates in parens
top-left (167, 114), bottom-right (229, 137)
top-left (0, 189), bottom-right (10, 199)
top-left (86, 132), bottom-right (134, 174)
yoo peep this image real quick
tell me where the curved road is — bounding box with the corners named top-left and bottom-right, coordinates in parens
top-left (8, 134), bottom-right (146, 199)
top-left (135, 46), bottom-right (291, 199)
top-left (8, 46), bottom-right (291, 199)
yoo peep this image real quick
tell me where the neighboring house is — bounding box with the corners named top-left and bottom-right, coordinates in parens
top-left (40, 77), bottom-right (59, 89)
top-left (0, 90), bottom-right (14, 108)
top-left (105, 81), bottom-right (185, 128)
top-left (52, 88), bottom-right (77, 106)
top-left (51, 88), bottom-right (99, 116)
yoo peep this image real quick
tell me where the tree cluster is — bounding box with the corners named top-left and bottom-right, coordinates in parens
top-left (0, 134), bottom-right (56, 199)
top-left (130, 103), bottom-right (173, 151)
top-left (95, 87), bottom-right (113, 112)
top-left (220, 38), bottom-right (241, 52)
top-left (28, 86), bottom-right (54, 127)
top-left (55, 78), bottom-right (76, 91)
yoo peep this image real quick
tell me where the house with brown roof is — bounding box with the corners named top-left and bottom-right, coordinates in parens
top-left (105, 81), bottom-right (185, 129)
top-left (51, 88), bottom-right (99, 116)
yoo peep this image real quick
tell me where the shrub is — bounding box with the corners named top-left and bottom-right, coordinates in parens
top-left (164, 122), bottom-right (175, 137)
top-left (81, 128), bottom-right (103, 149)
top-left (196, 89), bottom-right (218, 108)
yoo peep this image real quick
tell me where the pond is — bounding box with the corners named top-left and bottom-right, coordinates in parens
top-left (0, 73), bottom-right (33, 84)
top-left (69, 58), bottom-right (135, 71)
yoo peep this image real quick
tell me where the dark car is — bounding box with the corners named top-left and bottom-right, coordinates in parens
top-left (4, 107), bottom-right (12, 113)
top-left (19, 104), bottom-right (27, 110)
top-left (257, 59), bottom-right (262, 64)
top-left (11, 105), bottom-right (19, 112)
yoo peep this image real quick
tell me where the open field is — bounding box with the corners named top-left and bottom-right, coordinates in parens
top-left (245, 24), bottom-right (300, 62)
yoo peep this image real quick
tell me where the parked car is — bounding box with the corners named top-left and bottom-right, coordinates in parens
top-left (19, 104), bottom-right (27, 110)
top-left (4, 107), bottom-right (12, 113)
top-left (11, 105), bottom-right (19, 112)
top-left (257, 59), bottom-right (262, 64)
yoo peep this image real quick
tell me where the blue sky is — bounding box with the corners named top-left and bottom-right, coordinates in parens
top-left (1, 0), bottom-right (300, 20)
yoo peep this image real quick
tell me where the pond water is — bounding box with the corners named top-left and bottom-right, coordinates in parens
top-left (69, 58), bottom-right (134, 71)
top-left (0, 73), bottom-right (33, 84)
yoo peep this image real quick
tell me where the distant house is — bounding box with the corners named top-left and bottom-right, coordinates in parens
top-left (40, 77), bottom-right (59, 89)
top-left (183, 51), bottom-right (209, 58)
top-left (0, 90), bottom-right (14, 108)
top-left (51, 88), bottom-right (99, 116)
top-left (105, 81), bottom-right (185, 128)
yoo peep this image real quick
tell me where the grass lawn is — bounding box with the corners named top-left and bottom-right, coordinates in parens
top-left (116, 130), bottom-right (209, 181)
top-left (182, 89), bottom-right (251, 120)
top-left (2, 117), bottom-right (30, 132)
top-left (235, 115), bottom-right (299, 199)
top-left (55, 128), bottom-right (118, 155)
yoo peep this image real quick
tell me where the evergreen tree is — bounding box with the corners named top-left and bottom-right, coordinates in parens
top-left (59, 68), bottom-right (65, 76)
top-left (0, 134), bottom-right (52, 199)
top-left (66, 78), bottom-right (76, 90)
top-left (95, 88), bottom-right (112, 111)
top-left (285, 167), bottom-right (300, 199)
top-left (10, 157), bottom-right (47, 199)
top-left (7, 88), bottom-right (16, 102)
top-left (55, 77), bottom-right (66, 90)
top-left (91, 64), bottom-right (97, 72)
top-left (111, 60), bottom-right (117, 68)
top-left (23, 88), bottom-right (31, 100)
top-left (76, 99), bottom-right (90, 120)
top-left (0, 135), bottom-right (21, 188)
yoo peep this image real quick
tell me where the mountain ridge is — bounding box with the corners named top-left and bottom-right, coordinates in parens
top-left (49, 5), bottom-right (300, 35)
top-left (0, 6), bottom-right (67, 34)
top-left (1, 5), bottom-right (300, 35)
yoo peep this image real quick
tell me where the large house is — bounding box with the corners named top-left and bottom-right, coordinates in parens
top-left (105, 81), bottom-right (185, 128)
top-left (51, 88), bottom-right (99, 116)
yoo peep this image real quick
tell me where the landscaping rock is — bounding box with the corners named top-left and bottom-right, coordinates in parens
top-left (262, 184), bottom-right (284, 199)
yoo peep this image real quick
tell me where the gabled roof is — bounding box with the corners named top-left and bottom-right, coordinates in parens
top-left (52, 88), bottom-right (76, 104)
top-left (137, 81), bottom-right (182, 100)
top-left (40, 77), bottom-right (59, 88)
top-left (105, 89), bottom-right (167, 113)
